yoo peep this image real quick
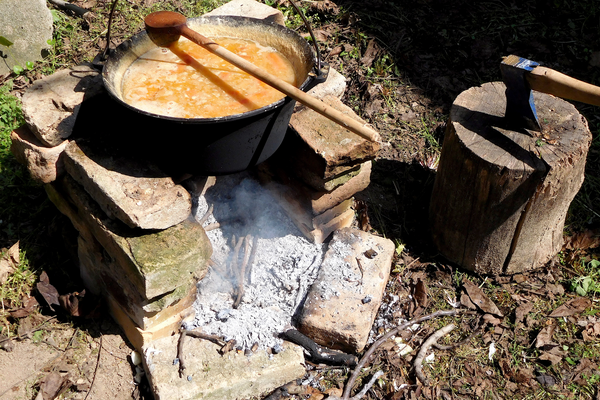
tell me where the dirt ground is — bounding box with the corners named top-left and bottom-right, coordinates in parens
top-left (2, 0), bottom-right (600, 399)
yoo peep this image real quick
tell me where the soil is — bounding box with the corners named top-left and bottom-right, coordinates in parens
top-left (2, 0), bottom-right (600, 399)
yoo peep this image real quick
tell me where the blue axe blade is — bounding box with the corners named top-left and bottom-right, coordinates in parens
top-left (500, 56), bottom-right (542, 132)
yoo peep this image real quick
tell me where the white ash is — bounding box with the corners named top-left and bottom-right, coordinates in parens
top-left (315, 236), bottom-right (364, 300)
top-left (189, 174), bottom-right (324, 351)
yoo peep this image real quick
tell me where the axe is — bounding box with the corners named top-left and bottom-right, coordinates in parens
top-left (500, 54), bottom-right (600, 131)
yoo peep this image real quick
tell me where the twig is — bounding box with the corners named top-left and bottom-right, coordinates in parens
top-left (233, 235), bottom-right (252, 309)
top-left (177, 329), bottom-right (227, 377)
top-left (341, 309), bottom-right (464, 400)
top-left (83, 336), bottom-right (102, 400)
top-left (246, 235), bottom-right (259, 284)
top-left (414, 324), bottom-right (455, 386)
top-left (198, 204), bottom-right (214, 225)
top-left (433, 316), bottom-right (482, 350)
top-left (47, 0), bottom-right (90, 17)
top-left (328, 370), bottom-right (384, 400)
top-left (281, 329), bottom-right (358, 366)
top-left (203, 222), bottom-right (221, 232)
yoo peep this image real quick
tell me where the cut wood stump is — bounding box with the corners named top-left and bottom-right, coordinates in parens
top-left (430, 81), bottom-right (592, 275)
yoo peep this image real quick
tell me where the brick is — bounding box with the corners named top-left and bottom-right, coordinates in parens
top-left (297, 227), bottom-right (394, 353)
top-left (64, 140), bottom-right (192, 230)
top-left (287, 94), bottom-right (380, 182)
top-left (45, 176), bottom-right (212, 301)
top-left (143, 335), bottom-right (305, 400)
top-left (78, 234), bottom-right (198, 330)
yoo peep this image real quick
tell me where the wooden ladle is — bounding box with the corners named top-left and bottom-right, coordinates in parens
top-left (144, 11), bottom-right (380, 143)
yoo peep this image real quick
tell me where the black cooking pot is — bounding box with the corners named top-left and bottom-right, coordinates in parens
top-left (101, 15), bottom-right (324, 176)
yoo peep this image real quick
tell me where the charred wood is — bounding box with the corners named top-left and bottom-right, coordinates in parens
top-left (281, 329), bottom-right (358, 366)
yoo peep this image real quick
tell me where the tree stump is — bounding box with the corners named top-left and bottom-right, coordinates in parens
top-left (430, 82), bottom-right (592, 275)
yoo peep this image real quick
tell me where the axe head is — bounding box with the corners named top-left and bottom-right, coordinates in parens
top-left (500, 55), bottom-right (542, 132)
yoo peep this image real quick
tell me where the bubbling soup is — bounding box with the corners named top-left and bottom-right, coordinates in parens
top-left (121, 36), bottom-right (298, 119)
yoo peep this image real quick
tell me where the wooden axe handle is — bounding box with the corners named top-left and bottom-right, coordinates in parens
top-left (527, 66), bottom-right (600, 107)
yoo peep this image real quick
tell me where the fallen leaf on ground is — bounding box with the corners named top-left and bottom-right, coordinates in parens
top-left (535, 325), bottom-right (556, 348)
top-left (39, 372), bottom-right (72, 400)
top-left (59, 290), bottom-right (86, 317)
top-left (563, 228), bottom-right (600, 250)
top-left (413, 278), bottom-right (429, 308)
top-left (514, 302), bottom-right (534, 324)
top-left (538, 351), bottom-right (562, 365)
top-left (462, 280), bottom-right (503, 316)
top-left (8, 296), bottom-right (39, 318)
top-left (36, 271), bottom-right (60, 311)
top-left (0, 241), bottom-right (19, 285)
top-left (548, 297), bottom-right (591, 318)
top-left (582, 321), bottom-right (600, 341)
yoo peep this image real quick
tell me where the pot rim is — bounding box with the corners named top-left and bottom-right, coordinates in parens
top-left (102, 15), bottom-right (317, 124)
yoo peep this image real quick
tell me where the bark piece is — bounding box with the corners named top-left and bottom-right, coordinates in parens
top-left (430, 82), bottom-right (592, 275)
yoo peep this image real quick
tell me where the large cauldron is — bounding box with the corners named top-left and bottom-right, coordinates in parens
top-left (101, 15), bottom-right (322, 176)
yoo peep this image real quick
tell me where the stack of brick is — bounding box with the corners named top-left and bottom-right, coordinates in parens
top-left (258, 81), bottom-right (381, 244)
top-left (11, 65), bottom-right (213, 350)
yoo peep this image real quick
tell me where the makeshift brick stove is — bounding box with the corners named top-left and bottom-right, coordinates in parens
top-left (10, 1), bottom-right (395, 398)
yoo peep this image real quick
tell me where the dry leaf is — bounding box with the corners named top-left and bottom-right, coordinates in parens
top-left (482, 313), bottom-right (502, 326)
top-left (535, 325), bottom-right (556, 348)
top-left (413, 278), bottom-right (429, 308)
top-left (9, 296), bottom-right (39, 318)
top-left (36, 271), bottom-right (60, 311)
top-left (538, 351), bottom-right (562, 365)
top-left (0, 241), bottom-right (19, 285)
top-left (361, 39), bottom-right (381, 68)
top-left (563, 229), bottom-right (600, 250)
top-left (59, 290), bottom-right (86, 317)
top-left (39, 372), bottom-right (71, 400)
top-left (514, 302), bottom-right (534, 325)
top-left (462, 280), bottom-right (503, 317)
top-left (548, 297), bottom-right (591, 318)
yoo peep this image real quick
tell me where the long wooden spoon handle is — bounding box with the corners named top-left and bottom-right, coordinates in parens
top-left (179, 25), bottom-right (381, 143)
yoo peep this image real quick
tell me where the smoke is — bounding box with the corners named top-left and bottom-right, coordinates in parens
top-left (190, 173), bottom-right (324, 351)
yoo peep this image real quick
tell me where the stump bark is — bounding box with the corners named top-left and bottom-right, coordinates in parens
top-left (430, 82), bottom-right (592, 275)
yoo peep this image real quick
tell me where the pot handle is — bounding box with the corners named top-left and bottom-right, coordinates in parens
top-left (91, 0), bottom-right (119, 69)
top-left (287, 0), bottom-right (327, 83)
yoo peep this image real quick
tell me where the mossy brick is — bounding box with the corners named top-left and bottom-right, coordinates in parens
top-left (46, 175), bottom-right (212, 300)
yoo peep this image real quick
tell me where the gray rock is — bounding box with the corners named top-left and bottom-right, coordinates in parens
top-left (63, 140), bottom-right (192, 230)
top-left (21, 64), bottom-right (104, 147)
top-left (0, 0), bottom-right (53, 76)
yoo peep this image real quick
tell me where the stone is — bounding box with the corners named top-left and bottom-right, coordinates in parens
top-left (297, 227), bottom-right (394, 353)
top-left (143, 335), bottom-right (305, 400)
top-left (302, 67), bottom-right (347, 103)
top-left (78, 234), bottom-right (198, 330)
top-left (204, 0), bottom-right (285, 26)
top-left (21, 64), bottom-right (104, 147)
top-left (45, 176), bottom-right (212, 301)
top-left (10, 126), bottom-right (67, 183)
top-left (0, 0), bottom-right (53, 76)
top-left (64, 140), bottom-right (192, 230)
top-left (288, 94), bottom-right (380, 181)
top-left (258, 160), bottom-right (372, 216)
